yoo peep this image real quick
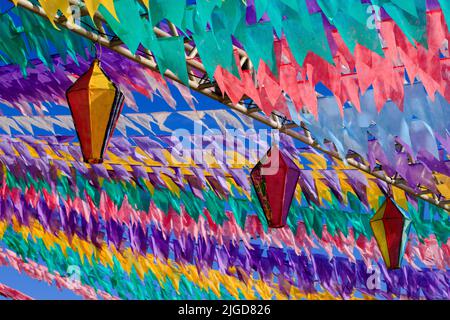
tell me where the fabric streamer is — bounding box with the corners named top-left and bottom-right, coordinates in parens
top-left (0, 282), bottom-right (33, 300)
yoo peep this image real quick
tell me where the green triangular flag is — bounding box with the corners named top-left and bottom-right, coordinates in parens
top-left (149, 0), bottom-right (186, 28)
top-left (333, 12), bottom-right (384, 56)
top-left (99, 0), bottom-right (146, 54)
top-left (235, 22), bottom-right (276, 75)
top-left (391, 0), bottom-right (419, 17)
top-left (154, 36), bottom-right (189, 86)
top-left (181, 5), bottom-right (196, 33)
top-left (438, 0), bottom-right (450, 30)
top-left (265, 0), bottom-right (290, 38)
top-left (192, 28), bottom-right (238, 81)
top-left (316, 0), bottom-right (340, 22)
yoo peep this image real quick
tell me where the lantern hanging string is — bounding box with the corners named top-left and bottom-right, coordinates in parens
top-left (271, 115), bottom-right (289, 147)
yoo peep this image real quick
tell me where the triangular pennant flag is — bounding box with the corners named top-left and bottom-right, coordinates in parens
top-left (99, 0), bottom-right (144, 53)
top-left (151, 112), bottom-right (173, 133)
top-left (235, 22), bottom-right (276, 74)
top-left (148, 0), bottom-right (186, 28)
top-left (282, 11), bottom-right (334, 66)
top-left (38, 0), bottom-right (72, 29)
top-left (439, 0), bottom-right (450, 28)
top-left (154, 37), bottom-right (189, 86)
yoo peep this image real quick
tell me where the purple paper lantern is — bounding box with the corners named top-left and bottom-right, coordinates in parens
top-left (250, 146), bottom-right (300, 228)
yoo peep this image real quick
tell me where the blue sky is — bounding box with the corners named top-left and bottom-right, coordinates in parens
top-left (0, 0), bottom-right (373, 300)
top-left (0, 265), bottom-right (82, 300)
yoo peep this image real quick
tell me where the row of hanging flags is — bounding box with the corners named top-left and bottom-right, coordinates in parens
top-left (1, 3), bottom-right (450, 170)
top-left (0, 113), bottom-right (449, 206)
top-left (1, 50), bottom-right (450, 195)
top-left (0, 165), bottom-right (449, 299)
top-left (0, 0), bottom-right (449, 299)
top-left (0, 130), bottom-right (449, 299)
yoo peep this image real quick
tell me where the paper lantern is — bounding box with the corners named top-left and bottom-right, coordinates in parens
top-left (250, 145), bottom-right (300, 228)
top-left (66, 59), bottom-right (124, 163)
top-left (370, 197), bottom-right (411, 269)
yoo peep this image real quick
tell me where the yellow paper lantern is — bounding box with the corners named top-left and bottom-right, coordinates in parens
top-left (66, 59), bottom-right (124, 163)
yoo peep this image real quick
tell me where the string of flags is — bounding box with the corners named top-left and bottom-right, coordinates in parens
top-left (0, 0), bottom-right (449, 300)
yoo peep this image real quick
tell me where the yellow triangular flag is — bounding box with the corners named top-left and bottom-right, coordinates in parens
top-left (84, 0), bottom-right (119, 21)
top-left (39, 0), bottom-right (72, 29)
